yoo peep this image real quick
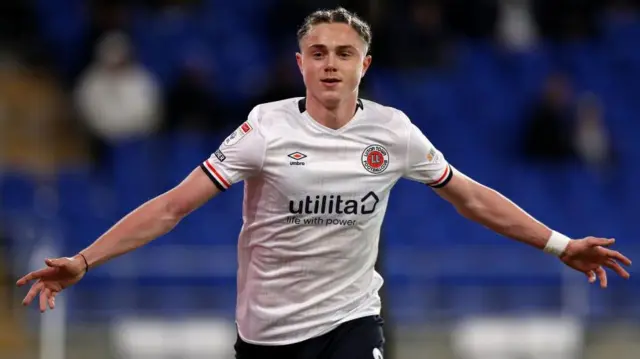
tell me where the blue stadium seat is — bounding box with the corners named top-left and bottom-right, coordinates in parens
top-left (32, 0), bottom-right (87, 76)
top-left (447, 285), bottom-right (491, 317)
top-left (503, 46), bottom-right (553, 103)
top-left (385, 180), bottom-right (453, 246)
top-left (507, 285), bottom-right (562, 313)
top-left (162, 131), bottom-right (210, 187)
top-left (603, 16), bottom-right (640, 70)
top-left (0, 172), bottom-right (37, 215)
top-left (54, 168), bottom-right (107, 219)
top-left (109, 138), bottom-right (165, 215)
top-left (588, 287), bottom-right (613, 318)
top-left (386, 283), bottom-right (439, 323)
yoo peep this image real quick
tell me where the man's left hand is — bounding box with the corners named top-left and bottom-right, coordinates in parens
top-left (561, 237), bottom-right (632, 288)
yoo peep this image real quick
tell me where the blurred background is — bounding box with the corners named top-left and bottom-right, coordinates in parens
top-left (0, 0), bottom-right (639, 358)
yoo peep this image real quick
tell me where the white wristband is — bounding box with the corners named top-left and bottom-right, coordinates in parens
top-left (544, 230), bottom-right (572, 256)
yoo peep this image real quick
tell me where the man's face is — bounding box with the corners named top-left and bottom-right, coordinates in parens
top-left (296, 23), bottom-right (371, 107)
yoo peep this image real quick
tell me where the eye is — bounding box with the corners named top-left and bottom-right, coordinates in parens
top-left (312, 52), bottom-right (323, 59)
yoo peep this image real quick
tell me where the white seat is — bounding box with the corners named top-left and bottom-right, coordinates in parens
top-left (111, 317), bottom-right (236, 359)
top-left (451, 315), bottom-right (584, 359)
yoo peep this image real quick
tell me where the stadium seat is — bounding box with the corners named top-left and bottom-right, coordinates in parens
top-left (506, 285), bottom-right (562, 313)
top-left (0, 172), bottom-right (37, 215)
top-left (452, 316), bottom-right (584, 359)
top-left (109, 138), bottom-right (165, 215)
top-left (111, 317), bottom-right (237, 358)
top-left (162, 131), bottom-right (210, 187)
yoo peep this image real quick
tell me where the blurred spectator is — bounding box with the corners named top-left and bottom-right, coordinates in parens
top-left (497, 0), bottom-right (538, 52)
top-left (0, 53), bottom-right (88, 174)
top-left (164, 57), bottom-right (233, 133)
top-left (74, 0), bottom-right (133, 83)
top-left (408, 0), bottom-right (451, 68)
top-left (74, 31), bottom-right (161, 164)
top-left (573, 93), bottom-right (615, 174)
top-left (521, 73), bottom-right (576, 162)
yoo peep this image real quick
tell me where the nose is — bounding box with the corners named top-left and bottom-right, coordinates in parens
top-left (324, 54), bottom-right (337, 73)
top-left (324, 66), bottom-right (337, 75)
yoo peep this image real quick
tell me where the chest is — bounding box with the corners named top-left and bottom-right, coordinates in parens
top-left (261, 132), bottom-right (403, 196)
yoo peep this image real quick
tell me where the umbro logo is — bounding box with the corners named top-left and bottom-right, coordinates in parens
top-left (288, 152), bottom-right (307, 166)
top-left (288, 152), bottom-right (307, 160)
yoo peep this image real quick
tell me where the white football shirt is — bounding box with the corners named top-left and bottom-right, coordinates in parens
top-left (199, 97), bottom-right (453, 345)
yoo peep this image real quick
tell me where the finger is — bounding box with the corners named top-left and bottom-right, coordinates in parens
top-left (16, 267), bottom-right (58, 286)
top-left (586, 270), bottom-right (596, 283)
top-left (587, 237), bottom-right (615, 247)
top-left (22, 281), bottom-right (43, 306)
top-left (602, 249), bottom-right (632, 266)
top-left (45, 258), bottom-right (68, 268)
top-left (604, 259), bottom-right (630, 279)
top-left (601, 238), bottom-right (615, 247)
top-left (48, 291), bottom-right (56, 310)
top-left (596, 266), bottom-right (607, 288)
top-left (39, 288), bottom-right (49, 313)
top-left (42, 288), bottom-right (55, 311)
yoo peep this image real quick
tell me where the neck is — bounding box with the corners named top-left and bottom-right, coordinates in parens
top-left (305, 91), bottom-right (359, 130)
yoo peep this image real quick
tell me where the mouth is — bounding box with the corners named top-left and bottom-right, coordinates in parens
top-left (321, 78), bottom-right (341, 84)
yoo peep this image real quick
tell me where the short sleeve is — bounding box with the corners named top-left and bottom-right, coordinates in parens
top-left (403, 122), bottom-right (453, 188)
top-left (200, 106), bottom-right (266, 191)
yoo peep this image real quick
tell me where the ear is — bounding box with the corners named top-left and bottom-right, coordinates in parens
top-left (361, 55), bottom-right (372, 78)
top-left (296, 52), bottom-right (303, 74)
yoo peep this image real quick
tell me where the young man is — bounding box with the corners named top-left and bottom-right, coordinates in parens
top-left (17, 7), bottom-right (631, 359)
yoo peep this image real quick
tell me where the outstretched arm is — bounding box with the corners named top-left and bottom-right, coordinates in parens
top-left (433, 171), bottom-right (552, 251)
top-left (78, 167), bottom-right (219, 270)
top-left (433, 171), bottom-right (632, 286)
top-left (398, 110), bottom-right (631, 288)
top-left (74, 106), bottom-right (265, 270)
top-left (16, 167), bottom-right (220, 311)
top-left (18, 107), bottom-right (266, 312)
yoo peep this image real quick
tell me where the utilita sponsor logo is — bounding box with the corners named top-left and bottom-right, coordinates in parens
top-left (288, 192), bottom-right (379, 215)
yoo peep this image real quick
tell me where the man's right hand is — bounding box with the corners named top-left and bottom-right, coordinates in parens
top-left (16, 256), bottom-right (87, 312)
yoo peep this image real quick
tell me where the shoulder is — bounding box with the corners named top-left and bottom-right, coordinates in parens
top-left (359, 99), bottom-right (414, 143)
top-left (360, 98), bottom-right (413, 127)
top-left (248, 97), bottom-right (303, 127)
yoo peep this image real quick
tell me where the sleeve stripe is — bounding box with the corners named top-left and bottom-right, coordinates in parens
top-left (201, 161), bottom-right (231, 190)
top-left (204, 160), bottom-right (231, 189)
top-left (427, 165), bottom-right (453, 188)
top-left (199, 164), bottom-right (226, 192)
